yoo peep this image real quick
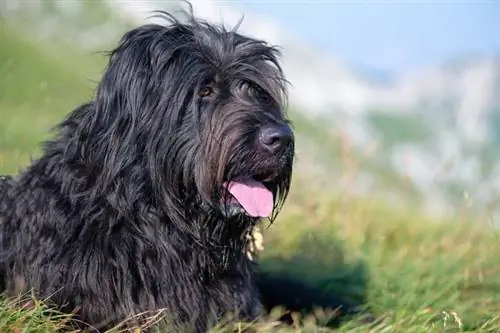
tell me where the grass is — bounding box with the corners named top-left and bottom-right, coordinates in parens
top-left (1, 20), bottom-right (500, 333)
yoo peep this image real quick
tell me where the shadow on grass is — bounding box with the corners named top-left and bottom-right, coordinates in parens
top-left (256, 231), bottom-right (371, 329)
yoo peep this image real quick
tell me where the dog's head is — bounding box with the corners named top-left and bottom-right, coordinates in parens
top-left (87, 10), bottom-right (294, 222)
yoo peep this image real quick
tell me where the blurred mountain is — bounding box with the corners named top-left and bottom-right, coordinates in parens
top-left (2, 0), bottom-right (499, 219)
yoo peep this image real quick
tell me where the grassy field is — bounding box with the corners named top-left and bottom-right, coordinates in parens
top-left (1, 21), bottom-right (500, 333)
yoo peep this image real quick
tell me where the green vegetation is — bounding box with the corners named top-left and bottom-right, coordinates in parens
top-left (366, 112), bottom-right (435, 148)
top-left (0, 23), bottom-right (105, 174)
top-left (1, 19), bottom-right (500, 333)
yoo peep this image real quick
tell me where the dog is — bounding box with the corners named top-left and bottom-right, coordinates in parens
top-left (0, 8), bottom-right (358, 333)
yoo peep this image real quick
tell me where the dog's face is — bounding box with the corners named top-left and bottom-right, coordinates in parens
top-left (191, 29), bottom-right (294, 221)
top-left (200, 72), bottom-right (295, 220)
top-left (92, 12), bottom-right (294, 222)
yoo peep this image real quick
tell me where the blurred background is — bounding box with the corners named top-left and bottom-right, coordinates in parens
top-left (1, 0), bottom-right (499, 223)
top-left (1, 2), bottom-right (500, 330)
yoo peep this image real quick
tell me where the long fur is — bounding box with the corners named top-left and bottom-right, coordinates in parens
top-left (0, 8), bottom-right (356, 333)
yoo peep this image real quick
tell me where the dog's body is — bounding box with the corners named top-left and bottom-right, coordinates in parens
top-left (0, 9), bottom-right (356, 332)
top-left (0, 11), bottom-right (293, 331)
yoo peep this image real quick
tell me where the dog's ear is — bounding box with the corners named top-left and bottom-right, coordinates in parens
top-left (78, 22), bottom-right (203, 210)
top-left (79, 25), bottom-right (168, 190)
top-left (92, 24), bottom-right (168, 127)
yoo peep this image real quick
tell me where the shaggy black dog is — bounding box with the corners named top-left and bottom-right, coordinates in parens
top-left (0, 9), bottom-right (357, 333)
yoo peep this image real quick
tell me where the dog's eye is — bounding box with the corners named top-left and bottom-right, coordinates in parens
top-left (250, 85), bottom-right (272, 104)
top-left (246, 83), bottom-right (273, 104)
top-left (257, 90), bottom-right (272, 104)
top-left (198, 87), bottom-right (214, 98)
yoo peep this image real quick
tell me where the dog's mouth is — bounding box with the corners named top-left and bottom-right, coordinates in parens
top-left (222, 172), bottom-right (276, 218)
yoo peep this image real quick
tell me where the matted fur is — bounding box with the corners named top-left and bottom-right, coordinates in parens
top-left (0, 9), bottom-right (295, 332)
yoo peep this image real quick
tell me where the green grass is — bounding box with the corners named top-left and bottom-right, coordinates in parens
top-left (0, 22), bottom-right (105, 174)
top-left (1, 21), bottom-right (500, 333)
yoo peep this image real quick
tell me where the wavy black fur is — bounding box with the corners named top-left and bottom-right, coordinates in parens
top-left (0, 8), bottom-right (356, 333)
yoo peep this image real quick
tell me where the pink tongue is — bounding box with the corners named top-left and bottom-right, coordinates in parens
top-left (224, 179), bottom-right (274, 217)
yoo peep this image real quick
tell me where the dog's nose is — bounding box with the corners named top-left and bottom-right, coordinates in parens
top-left (259, 125), bottom-right (293, 153)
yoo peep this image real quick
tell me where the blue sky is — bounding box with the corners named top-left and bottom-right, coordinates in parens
top-left (237, 1), bottom-right (500, 75)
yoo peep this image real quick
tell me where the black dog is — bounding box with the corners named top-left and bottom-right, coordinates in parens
top-left (0, 9), bottom-right (355, 333)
